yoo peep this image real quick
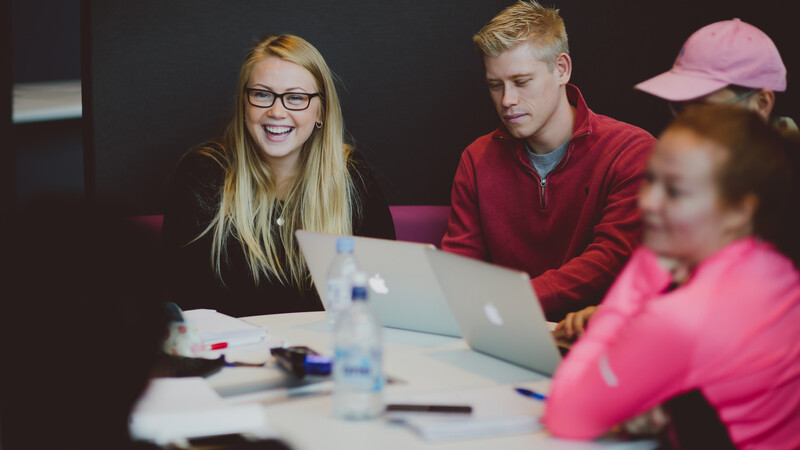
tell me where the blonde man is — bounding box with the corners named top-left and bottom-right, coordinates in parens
top-left (442, 1), bottom-right (656, 321)
top-left (163, 35), bottom-right (395, 317)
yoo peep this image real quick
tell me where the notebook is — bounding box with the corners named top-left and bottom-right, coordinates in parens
top-left (182, 309), bottom-right (268, 347)
top-left (295, 230), bottom-right (461, 337)
top-left (385, 380), bottom-right (550, 442)
top-left (424, 248), bottom-right (562, 376)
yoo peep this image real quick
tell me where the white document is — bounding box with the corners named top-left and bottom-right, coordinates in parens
top-left (129, 377), bottom-right (274, 445)
top-left (385, 380), bottom-right (550, 441)
top-left (183, 309), bottom-right (268, 347)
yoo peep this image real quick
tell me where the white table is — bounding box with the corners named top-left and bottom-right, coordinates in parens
top-left (204, 311), bottom-right (654, 450)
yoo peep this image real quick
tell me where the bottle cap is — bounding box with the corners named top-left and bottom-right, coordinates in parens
top-left (304, 354), bottom-right (333, 376)
top-left (336, 236), bottom-right (355, 253)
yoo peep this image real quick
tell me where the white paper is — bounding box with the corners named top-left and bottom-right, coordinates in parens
top-left (403, 415), bottom-right (543, 441)
top-left (183, 309), bottom-right (268, 346)
top-left (385, 380), bottom-right (550, 441)
top-left (129, 377), bottom-right (274, 445)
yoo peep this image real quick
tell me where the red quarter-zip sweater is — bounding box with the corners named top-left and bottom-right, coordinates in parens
top-left (442, 85), bottom-right (656, 321)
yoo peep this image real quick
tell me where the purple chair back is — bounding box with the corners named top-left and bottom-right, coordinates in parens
top-left (123, 209), bottom-right (452, 249)
top-left (389, 205), bottom-right (451, 248)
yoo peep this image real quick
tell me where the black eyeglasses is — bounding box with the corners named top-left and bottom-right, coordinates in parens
top-left (245, 88), bottom-right (320, 111)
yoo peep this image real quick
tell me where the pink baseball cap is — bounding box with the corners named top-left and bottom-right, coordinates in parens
top-left (635, 19), bottom-right (786, 102)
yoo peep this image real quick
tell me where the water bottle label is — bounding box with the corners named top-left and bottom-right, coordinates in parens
top-left (326, 278), bottom-right (351, 312)
top-left (334, 348), bottom-right (383, 391)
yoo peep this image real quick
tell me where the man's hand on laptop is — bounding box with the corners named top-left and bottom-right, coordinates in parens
top-left (553, 306), bottom-right (597, 344)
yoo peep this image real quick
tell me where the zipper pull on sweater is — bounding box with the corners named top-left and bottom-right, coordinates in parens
top-left (540, 177), bottom-right (547, 208)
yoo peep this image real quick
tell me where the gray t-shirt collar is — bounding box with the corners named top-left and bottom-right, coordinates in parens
top-left (525, 138), bottom-right (569, 179)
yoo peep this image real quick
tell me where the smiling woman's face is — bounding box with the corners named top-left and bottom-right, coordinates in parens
top-left (244, 56), bottom-right (320, 171)
top-left (639, 127), bottom-right (748, 268)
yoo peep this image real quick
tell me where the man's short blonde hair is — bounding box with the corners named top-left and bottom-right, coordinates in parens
top-left (473, 1), bottom-right (569, 67)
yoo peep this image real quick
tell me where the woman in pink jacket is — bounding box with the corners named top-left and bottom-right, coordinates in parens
top-left (545, 105), bottom-right (800, 448)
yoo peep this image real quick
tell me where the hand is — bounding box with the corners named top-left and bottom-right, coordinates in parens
top-left (656, 256), bottom-right (690, 285)
top-left (621, 405), bottom-right (669, 437)
top-left (553, 306), bottom-right (597, 342)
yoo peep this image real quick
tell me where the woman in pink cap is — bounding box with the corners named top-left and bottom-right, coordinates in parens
top-left (545, 105), bottom-right (800, 448)
top-left (635, 18), bottom-right (796, 131)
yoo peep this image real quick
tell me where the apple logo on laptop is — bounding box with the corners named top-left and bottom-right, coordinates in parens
top-left (368, 273), bottom-right (390, 295)
top-left (483, 301), bottom-right (504, 326)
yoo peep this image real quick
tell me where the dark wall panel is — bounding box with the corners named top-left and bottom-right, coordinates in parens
top-left (3, 0), bottom-right (12, 208)
top-left (15, 120), bottom-right (84, 202)
top-left (12, 0), bottom-right (81, 83)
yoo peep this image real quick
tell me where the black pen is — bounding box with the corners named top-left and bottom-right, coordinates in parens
top-left (386, 404), bottom-right (472, 414)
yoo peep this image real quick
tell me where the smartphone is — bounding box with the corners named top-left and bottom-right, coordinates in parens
top-left (270, 346), bottom-right (331, 378)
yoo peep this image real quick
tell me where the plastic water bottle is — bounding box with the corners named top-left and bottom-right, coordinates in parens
top-left (332, 271), bottom-right (384, 420)
top-left (325, 237), bottom-right (359, 325)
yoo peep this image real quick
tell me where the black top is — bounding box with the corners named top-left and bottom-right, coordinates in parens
top-left (163, 149), bottom-right (396, 317)
top-left (658, 389), bottom-right (736, 450)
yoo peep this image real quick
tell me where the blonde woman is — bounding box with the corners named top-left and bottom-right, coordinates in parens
top-left (163, 35), bottom-right (395, 317)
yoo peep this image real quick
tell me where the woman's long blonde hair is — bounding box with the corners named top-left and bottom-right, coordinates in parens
top-left (196, 35), bottom-right (357, 288)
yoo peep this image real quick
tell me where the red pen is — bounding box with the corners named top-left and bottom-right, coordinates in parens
top-left (208, 342), bottom-right (228, 350)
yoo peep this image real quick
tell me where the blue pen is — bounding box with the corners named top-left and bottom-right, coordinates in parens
top-left (515, 387), bottom-right (548, 401)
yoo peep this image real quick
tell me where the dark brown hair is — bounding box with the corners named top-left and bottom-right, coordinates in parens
top-left (668, 105), bottom-right (800, 264)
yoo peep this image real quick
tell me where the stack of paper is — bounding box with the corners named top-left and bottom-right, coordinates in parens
top-left (386, 380), bottom-right (550, 442)
top-left (402, 415), bottom-right (542, 441)
top-left (129, 377), bottom-right (275, 445)
top-left (183, 309), bottom-right (268, 348)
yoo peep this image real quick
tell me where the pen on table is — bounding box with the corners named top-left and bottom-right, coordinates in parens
top-left (386, 404), bottom-right (473, 414)
top-left (224, 359), bottom-right (268, 368)
top-left (515, 387), bottom-right (548, 401)
top-left (205, 336), bottom-right (268, 352)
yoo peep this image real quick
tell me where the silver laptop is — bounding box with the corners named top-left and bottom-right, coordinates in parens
top-left (296, 230), bottom-right (461, 337)
top-left (424, 247), bottom-right (562, 376)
